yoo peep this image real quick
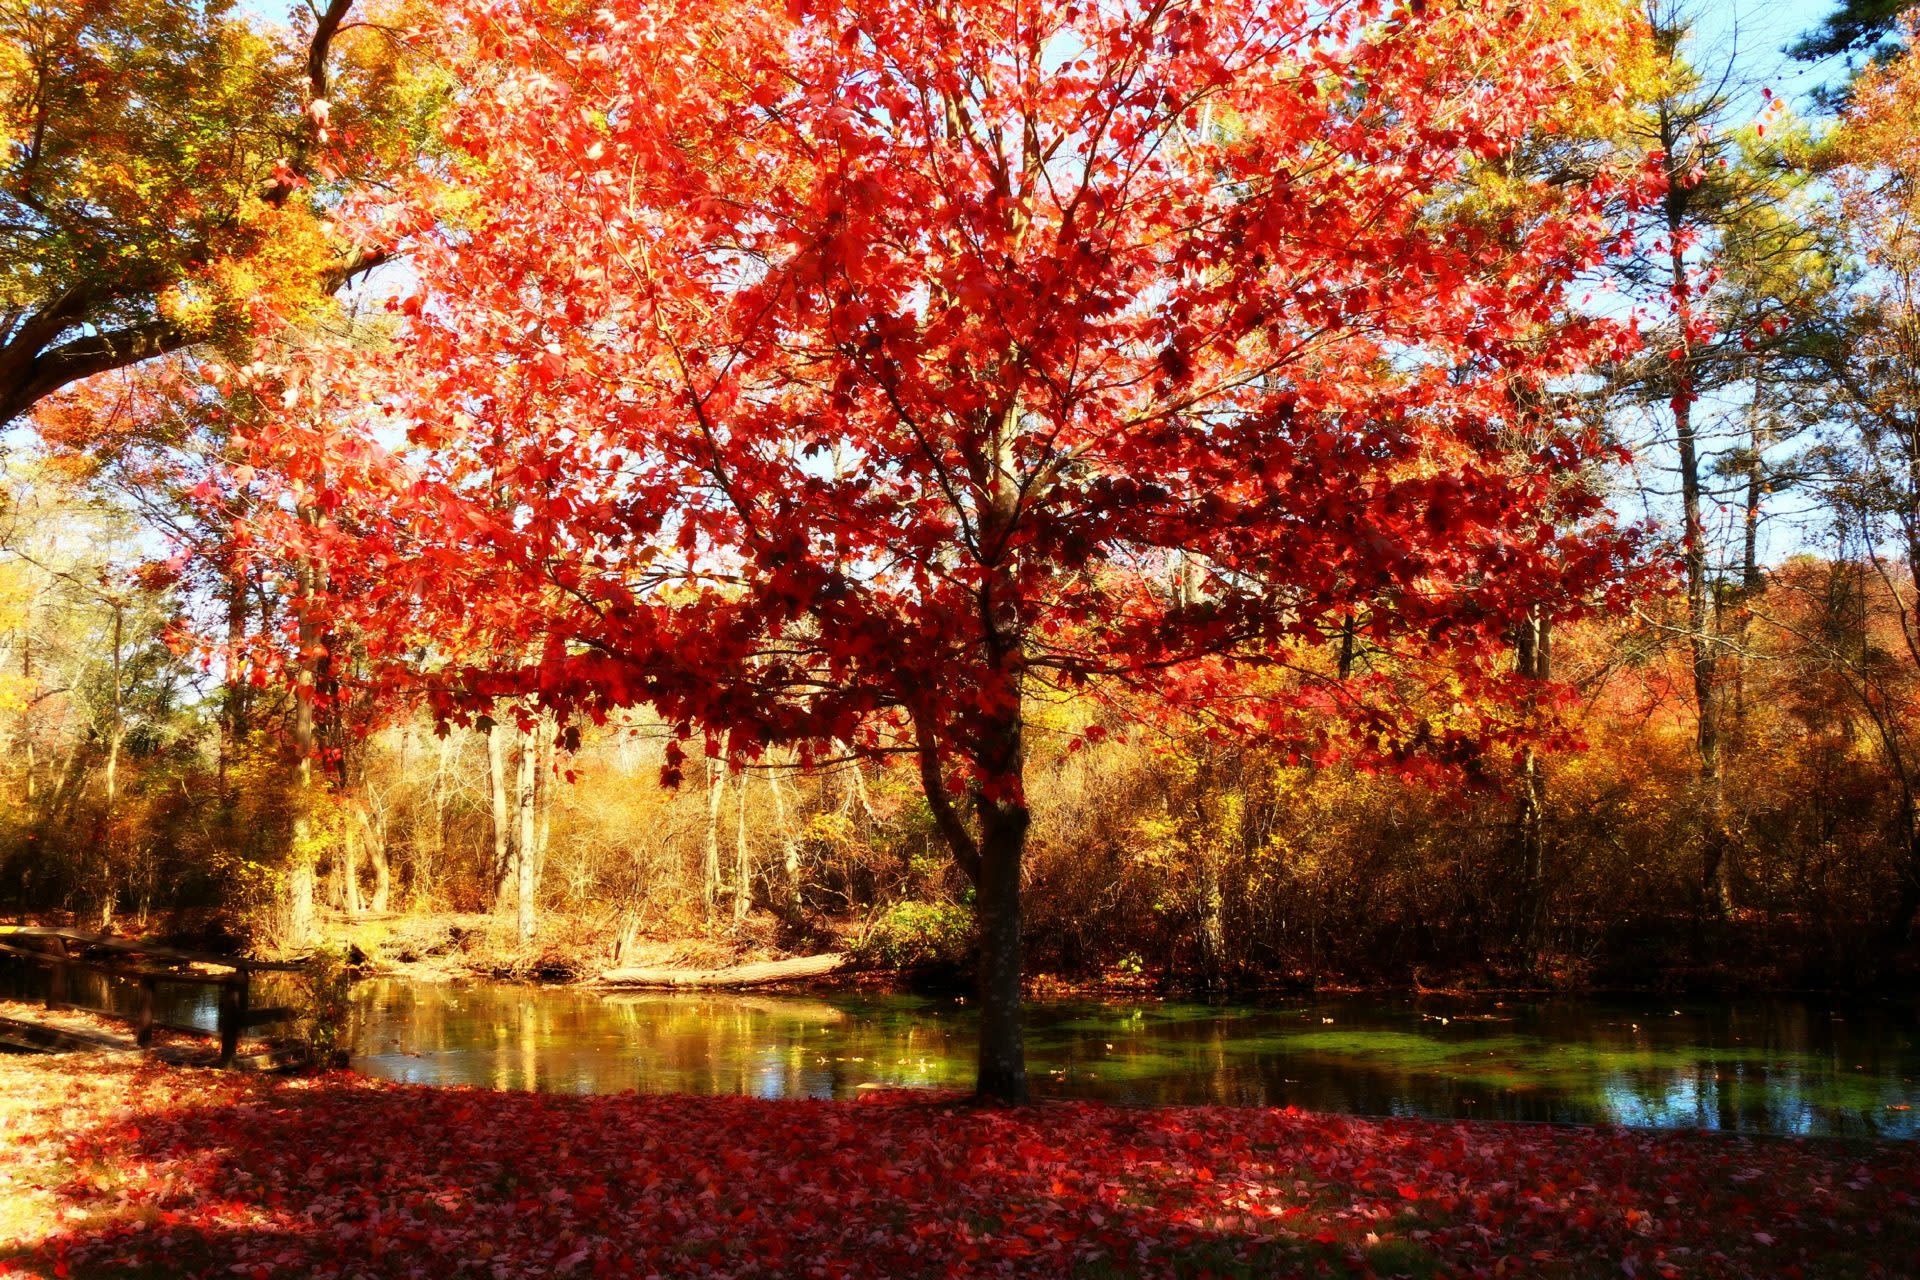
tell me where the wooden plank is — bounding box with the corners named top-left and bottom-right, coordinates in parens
top-left (0, 927), bottom-right (307, 972)
top-left (230, 1046), bottom-right (308, 1073)
top-left (218, 978), bottom-right (247, 1068)
top-left (7, 997), bottom-right (216, 1040)
top-left (241, 1005), bottom-right (295, 1029)
top-left (0, 1013), bottom-right (273, 1067)
top-left (148, 1019), bottom-right (220, 1039)
top-left (0, 1014), bottom-right (133, 1055)
top-left (3, 928), bottom-right (300, 1069)
top-left (135, 977), bottom-right (155, 1048)
top-left (594, 952), bottom-right (846, 988)
top-left (0, 941), bottom-right (235, 984)
top-left (46, 953), bottom-right (66, 1011)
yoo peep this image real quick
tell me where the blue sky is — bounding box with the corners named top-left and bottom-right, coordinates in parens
top-left (1689, 0), bottom-right (1857, 114)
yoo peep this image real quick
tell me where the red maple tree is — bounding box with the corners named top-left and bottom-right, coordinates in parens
top-left (248, 0), bottom-right (1653, 1101)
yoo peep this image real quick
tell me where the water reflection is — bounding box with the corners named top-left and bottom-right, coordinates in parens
top-left (346, 981), bottom-right (1918, 1138)
top-left (4, 958), bottom-right (1914, 1137)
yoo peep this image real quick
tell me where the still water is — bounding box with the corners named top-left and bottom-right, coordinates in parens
top-left (10, 962), bottom-right (1916, 1138)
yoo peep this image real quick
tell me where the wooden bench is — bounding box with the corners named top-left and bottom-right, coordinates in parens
top-left (0, 927), bottom-right (305, 1066)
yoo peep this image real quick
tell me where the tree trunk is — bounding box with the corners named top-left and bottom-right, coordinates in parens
top-left (1198, 844), bottom-right (1226, 989)
top-left (287, 758), bottom-right (316, 948)
top-left (733, 768), bottom-right (752, 921)
top-left (487, 714), bottom-right (513, 912)
top-left (341, 818), bottom-right (362, 915)
top-left (19, 636), bottom-right (33, 803)
top-left (515, 721), bottom-right (538, 944)
top-left (287, 515), bottom-right (324, 950)
top-left (220, 564), bottom-right (250, 787)
top-left (1889, 819), bottom-right (1920, 955)
top-left (1734, 378), bottom-right (1766, 728)
top-left (703, 758), bottom-right (725, 914)
top-left (369, 826), bottom-right (391, 915)
top-left (534, 722), bottom-right (553, 890)
top-left (103, 603), bottom-right (123, 807)
top-left (425, 729), bottom-right (454, 901)
top-left (1664, 150), bottom-right (1729, 917)
top-left (103, 604), bottom-right (123, 884)
top-left (974, 794), bottom-right (1030, 1105)
top-left (913, 698), bottom-right (1030, 1106)
top-left (957, 386), bottom-right (1032, 1105)
top-left (768, 765), bottom-right (803, 910)
top-left (354, 796), bottom-right (391, 914)
top-left (597, 951), bottom-right (846, 988)
top-left (1515, 610), bottom-right (1551, 962)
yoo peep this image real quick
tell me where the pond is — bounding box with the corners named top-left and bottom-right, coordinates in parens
top-left (7, 961), bottom-right (1916, 1138)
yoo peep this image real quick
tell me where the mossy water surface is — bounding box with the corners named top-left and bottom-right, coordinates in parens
top-left (5, 958), bottom-right (1912, 1136)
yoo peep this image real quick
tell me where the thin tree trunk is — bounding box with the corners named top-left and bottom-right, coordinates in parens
top-left (847, 760), bottom-right (877, 822)
top-left (1890, 817), bottom-right (1920, 953)
top-left (534, 721), bottom-right (554, 889)
top-left (287, 752), bottom-right (317, 947)
top-left (47, 736), bottom-right (83, 819)
top-left (220, 564), bottom-right (250, 787)
top-left (103, 604), bottom-right (122, 814)
top-left (733, 767), bottom-right (752, 921)
top-left (97, 603), bottom-right (124, 930)
top-left (342, 815), bottom-right (362, 915)
top-left (1734, 373), bottom-right (1767, 728)
top-left (487, 714), bottom-right (513, 912)
top-left (515, 720), bottom-right (538, 943)
top-left (703, 758), bottom-right (724, 914)
top-left (286, 510), bottom-right (325, 949)
top-left (1886, 463), bottom-right (1920, 953)
top-left (1663, 138), bottom-right (1729, 916)
top-left (768, 765), bottom-right (803, 910)
top-left (426, 728), bottom-right (454, 902)
top-left (1198, 843), bottom-right (1226, 989)
top-left (1190, 752), bottom-right (1227, 989)
top-left (369, 826), bottom-right (391, 915)
top-left (19, 635), bottom-right (32, 802)
top-left (354, 796), bottom-right (391, 914)
top-left (1515, 610), bottom-right (1551, 963)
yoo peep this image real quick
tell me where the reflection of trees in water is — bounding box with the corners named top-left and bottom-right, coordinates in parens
top-left (332, 982), bottom-right (1917, 1137)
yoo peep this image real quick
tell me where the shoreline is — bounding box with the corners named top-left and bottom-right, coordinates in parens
top-left (358, 954), bottom-right (1920, 1010)
top-left (8, 909), bottom-right (1915, 1006)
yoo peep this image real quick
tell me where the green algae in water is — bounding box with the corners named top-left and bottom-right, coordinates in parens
top-left (95, 965), bottom-right (1897, 1138)
top-left (1204, 1024), bottom-right (1918, 1125)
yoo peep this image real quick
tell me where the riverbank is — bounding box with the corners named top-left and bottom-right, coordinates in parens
top-left (0, 1052), bottom-right (1914, 1279)
top-left (9, 907), bottom-right (1915, 1002)
top-left (315, 910), bottom-right (1920, 1002)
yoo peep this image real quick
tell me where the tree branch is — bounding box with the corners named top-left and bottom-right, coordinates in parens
top-left (912, 710), bottom-right (980, 883)
top-left (0, 321), bottom-right (193, 425)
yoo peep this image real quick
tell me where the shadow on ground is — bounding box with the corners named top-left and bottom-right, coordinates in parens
top-left (2, 1054), bottom-right (1917, 1278)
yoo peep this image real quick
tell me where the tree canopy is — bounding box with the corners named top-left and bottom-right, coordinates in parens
top-left (239, 0), bottom-right (1657, 1100)
top-left (0, 0), bottom-right (423, 423)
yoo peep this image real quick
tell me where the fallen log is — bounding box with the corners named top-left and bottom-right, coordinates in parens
top-left (593, 952), bottom-right (846, 989)
top-left (599, 992), bottom-right (849, 1022)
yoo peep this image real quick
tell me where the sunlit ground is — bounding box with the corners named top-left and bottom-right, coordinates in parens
top-left (0, 1052), bottom-right (1915, 1279)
